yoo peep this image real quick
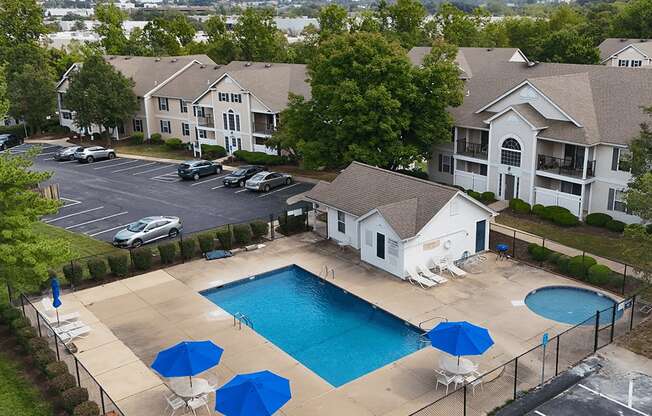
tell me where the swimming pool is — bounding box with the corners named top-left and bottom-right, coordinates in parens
top-left (201, 265), bottom-right (424, 387)
top-left (525, 286), bottom-right (623, 325)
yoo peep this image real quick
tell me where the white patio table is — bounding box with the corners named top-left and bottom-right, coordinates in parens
top-left (439, 355), bottom-right (476, 376)
top-left (169, 377), bottom-right (211, 399)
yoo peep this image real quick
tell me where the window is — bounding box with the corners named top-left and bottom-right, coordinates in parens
top-left (480, 164), bottom-right (488, 176)
top-left (498, 173), bottom-right (503, 196)
top-left (561, 181), bottom-right (581, 196)
top-left (438, 154), bottom-right (453, 174)
top-left (337, 210), bottom-right (346, 233)
top-left (218, 92), bottom-right (229, 102)
top-left (160, 120), bottom-right (171, 134)
top-left (255, 137), bottom-right (267, 146)
top-left (61, 111), bottom-right (72, 120)
top-left (197, 129), bottom-right (207, 139)
top-left (618, 59), bottom-right (630, 67)
top-left (222, 110), bottom-right (240, 131)
top-left (195, 106), bottom-right (205, 118)
top-left (608, 188), bottom-right (629, 213)
top-left (181, 122), bottom-right (190, 137)
top-left (500, 138), bottom-right (521, 167)
top-left (133, 119), bottom-right (143, 132)
top-left (231, 93), bottom-right (242, 103)
top-left (631, 60), bottom-right (642, 67)
top-left (158, 97), bottom-right (169, 111)
top-left (611, 147), bottom-right (631, 172)
top-left (180, 100), bottom-right (188, 113)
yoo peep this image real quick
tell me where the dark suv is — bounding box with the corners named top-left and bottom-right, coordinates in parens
top-left (177, 160), bottom-right (223, 181)
top-left (0, 134), bottom-right (23, 151)
top-left (222, 165), bottom-right (265, 187)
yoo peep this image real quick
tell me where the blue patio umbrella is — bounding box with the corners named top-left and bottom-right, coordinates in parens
top-left (215, 370), bottom-right (291, 416)
top-left (151, 341), bottom-right (223, 387)
top-left (427, 321), bottom-right (494, 364)
top-left (50, 278), bottom-right (62, 325)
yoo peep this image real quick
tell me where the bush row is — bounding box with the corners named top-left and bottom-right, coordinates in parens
top-left (586, 212), bottom-right (626, 233)
top-left (0, 303), bottom-right (101, 416)
top-left (201, 144), bottom-right (227, 159)
top-left (511, 199), bottom-right (580, 227)
top-left (233, 150), bottom-right (287, 165)
top-left (466, 190), bottom-right (496, 204)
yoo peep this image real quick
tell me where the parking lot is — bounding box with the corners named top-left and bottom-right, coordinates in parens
top-left (9, 143), bottom-right (313, 242)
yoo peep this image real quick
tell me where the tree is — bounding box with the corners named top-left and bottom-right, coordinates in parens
top-left (610, 0), bottom-right (652, 38)
top-left (0, 152), bottom-right (70, 292)
top-left (64, 55), bottom-right (138, 140)
top-left (94, 3), bottom-right (129, 55)
top-left (384, 0), bottom-right (427, 49)
top-left (536, 28), bottom-right (600, 64)
top-left (0, 69), bottom-right (8, 119)
top-left (0, 0), bottom-right (47, 60)
top-left (143, 14), bottom-right (197, 56)
top-left (317, 5), bottom-right (348, 40)
top-left (428, 4), bottom-right (489, 47)
top-left (233, 8), bottom-right (287, 62)
top-left (204, 15), bottom-right (240, 64)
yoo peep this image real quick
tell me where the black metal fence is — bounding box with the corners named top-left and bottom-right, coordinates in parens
top-left (410, 296), bottom-right (643, 416)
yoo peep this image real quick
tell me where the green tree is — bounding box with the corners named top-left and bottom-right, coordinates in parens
top-left (536, 28), bottom-right (600, 64)
top-left (0, 152), bottom-right (70, 291)
top-left (233, 8), bottom-right (287, 62)
top-left (0, 69), bottom-right (8, 119)
top-left (94, 3), bottom-right (129, 54)
top-left (428, 4), bottom-right (488, 47)
top-left (64, 55), bottom-right (138, 141)
top-left (0, 0), bottom-right (46, 60)
top-left (317, 4), bottom-right (348, 40)
top-left (143, 15), bottom-right (197, 56)
top-left (204, 15), bottom-right (240, 64)
top-left (384, 0), bottom-right (427, 49)
top-left (611, 0), bottom-right (652, 38)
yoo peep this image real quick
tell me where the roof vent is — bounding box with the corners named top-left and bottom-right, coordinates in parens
top-left (155, 57), bottom-right (161, 62)
top-left (527, 60), bottom-right (539, 67)
top-left (265, 63), bottom-right (272, 68)
top-left (486, 48), bottom-right (493, 52)
top-left (171, 58), bottom-right (178, 62)
top-left (200, 64), bottom-right (206, 69)
top-left (244, 62), bottom-right (252, 67)
top-left (124, 56), bottom-right (131, 60)
top-left (108, 56), bottom-right (115, 60)
top-left (620, 38), bottom-right (628, 42)
top-left (213, 65), bottom-right (221, 70)
top-left (641, 39), bottom-right (648, 42)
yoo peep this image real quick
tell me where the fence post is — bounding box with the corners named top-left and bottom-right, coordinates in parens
top-left (5, 282), bottom-right (12, 305)
top-left (610, 305), bottom-right (617, 343)
top-left (630, 295), bottom-right (636, 331)
top-left (513, 357), bottom-right (518, 399)
top-left (100, 387), bottom-right (106, 415)
top-left (555, 335), bottom-right (560, 376)
top-left (269, 214), bottom-right (275, 240)
top-left (593, 310), bottom-right (600, 352)
top-left (54, 335), bottom-right (60, 361)
top-left (75, 358), bottom-right (81, 387)
top-left (463, 384), bottom-right (467, 416)
top-left (621, 264), bottom-right (627, 296)
top-left (36, 313), bottom-right (42, 337)
top-left (20, 295), bottom-right (25, 316)
top-left (512, 230), bottom-right (516, 258)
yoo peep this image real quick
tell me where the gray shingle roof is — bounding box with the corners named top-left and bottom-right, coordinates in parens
top-left (304, 162), bottom-right (461, 240)
top-left (153, 62), bottom-right (226, 100)
top-left (598, 38), bottom-right (652, 61)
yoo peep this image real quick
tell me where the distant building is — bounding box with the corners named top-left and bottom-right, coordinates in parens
top-left (598, 38), bottom-right (652, 68)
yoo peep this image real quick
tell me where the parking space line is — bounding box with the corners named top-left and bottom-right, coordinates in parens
top-left (77, 158), bottom-right (121, 167)
top-left (38, 152), bottom-right (58, 157)
top-left (65, 211), bottom-right (128, 230)
top-left (257, 183), bottom-right (299, 198)
top-left (44, 206), bottom-right (104, 223)
top-left (59, 197), bottom-right (82, 207)
top-left (112, 161), bottom-right (156, 173)
top-left (132, 164), bottom-right (170, 175)
top-left (88, 224), bottom-right (131, 237)
top-left (94, 160), bottom-right (139, 170)
top-left (151, 172), bottom-right (181, 182)
top-left (59, 160), bottom-right (78, 164)
top-left (235, 189), bottom-right (248, 194)
top-left (576, 384), bottom-right (647, 415)
top-left (211, 185), bottom-right (225, 190)
top-left (190, 174), bottom-right (228, 187)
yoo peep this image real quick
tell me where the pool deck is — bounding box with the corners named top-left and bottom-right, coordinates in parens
top-left (41, 233), bottom-right (621, 416)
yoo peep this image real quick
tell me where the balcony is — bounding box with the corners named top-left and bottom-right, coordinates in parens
top-left (197, 115), bottom-right (214, 128)
top-left (253, 113), bottom-right (275, 136)
top-left (534, 187), bottom-right (582, 217)
top-left (537, 155), bottom-right (595, 178)
top-left (456, 140), bottom-right (488, 160)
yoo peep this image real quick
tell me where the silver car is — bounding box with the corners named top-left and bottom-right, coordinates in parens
top-left (245, 171), bottom-right (293, 192)
top-left (112, 216), bottom-right (182, 248)
top-left (54, 146), bottom-right (84, 161)
top-left (74, 146), bottom-right (116, 163)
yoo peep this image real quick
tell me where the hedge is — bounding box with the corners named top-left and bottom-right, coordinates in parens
top-left (180, 238), bottom-right (196, 260)
top-left (531, 204), bottom-right (546, 218)
top-left (45, 362), bottom-right (69, 380)
top-left (586, 213), bottom-right (612, 227)
top-left (250, 220), bottom-right (269, 239)
top-left (233, 224), bottom-right (253, 245)
top-left (87, 259), bottom-right (107, 280)
top-left (396, 168), bottom-right (429, 180)
top-left (28, 337), bottom-right (49, 354)
top-left (158, 243), bottom-right (177, 265)
top-left (164, 138), bottom-right (184, 150)
top-left (233, 150), bottom-right (287, 165)
top-left (466, 190), bottom-right (482, 201)
top-left (63, 262), bottom-right (84, 286)
top-left (132, 247), bottom-right (153, 271)
top-left (131, 132), bottom-right (144, 144)
top-left (0, 124), bottom-right (27, 139)
top-left (197, 233), bottom-right (215, 253)
top-left (278, 213), bottom-right (308, 234)
top-left (605, 219), bottom-right (626, 233)
top-left (553, 211), bottom-right (579, 227)
top-left (587, 264), bottom-right (612, 286)
top-left (216, 229), bottom-right (232, 250)
top-left (201, 144), bottom-right (227, 159)
top-left (149, 133), bottom-right (163, 144)
top-left (509, 198), bottom-right (531, 215)
top-left (527, 243), bottom-right (552, 262)
top-left (62, 387), bottom-right (89, 414)
top-left (480, 192), bottom-right (496, 203)
top-left (567, 255), bottom-right (597, 279)
top-left (556, 254), bottom-right (571, 274)
top-left (73, 401), bottom-right (100, 416)
top-left (50, 373), bottom-right (76, 394)
top-left (35, 348), bottom-right (56, 371)
top-left (108, 255), bottom-right (129, 277)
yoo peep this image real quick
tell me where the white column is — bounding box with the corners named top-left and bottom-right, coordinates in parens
top-left (582, 146), bottom-right (589, 179)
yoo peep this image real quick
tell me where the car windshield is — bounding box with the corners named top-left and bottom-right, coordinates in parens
top-left (250, 173), bottom-right (266, 181)
top-left (232, 169), bottom-right (248, 177)
top-left (179, 163), bottom-right (191, 169)
top-left (127, 221), bottom-right (148, 232)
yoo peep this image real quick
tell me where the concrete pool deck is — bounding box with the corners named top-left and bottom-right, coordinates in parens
top-left (43, 233), bottom-right (621, 416)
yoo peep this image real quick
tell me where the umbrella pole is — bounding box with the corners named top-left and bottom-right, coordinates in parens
top-left (56, 309), bottom-right (60, 326)
top-left (189, 375), bottom-right (193, 388)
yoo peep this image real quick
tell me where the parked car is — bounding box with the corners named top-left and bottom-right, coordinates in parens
top-left (54, 146), bottom-right (84, 161)
top-left (74, 146), bottom-right (116, 163)
top-left (0, 134), bottom-right (23, 151)
top-left (112, 216), bottom-right (182, 248)
top-left (177, 160), bottom-right (223, 181)
top-left (245, 171), bottom-right (293, 192)
top-left (222, 165), bottom-right (265, 187)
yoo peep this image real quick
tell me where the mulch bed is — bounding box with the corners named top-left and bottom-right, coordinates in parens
top-left (617, 316), bottom-right (652, 359)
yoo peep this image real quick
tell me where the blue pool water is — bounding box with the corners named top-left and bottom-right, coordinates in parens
top-left (201, 265), bottom-right (424, 387)
top-left (525, 286), bottom-right (623, 325)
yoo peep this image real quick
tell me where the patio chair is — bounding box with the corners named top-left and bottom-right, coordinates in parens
top-left (435, 369), bottom-right (458, 395)
top-left (40, 298), bottom-right (80, 325)
top-left (164, 394), bottom-right (185, 416)
top-left (465, 370), bottom-right (484, 395)
top-left (187, 394), bottom-right (211, 416)
top-left (406, 267), bottom-right (437, 289)
top-left (58, 325), bottom-right (91, 344)
top-left (417, 264), bottom-right (448, 284)
top-left (431, 258), bottom-right (455, 278)
top-left (639, 300), bottom-right (652, 315)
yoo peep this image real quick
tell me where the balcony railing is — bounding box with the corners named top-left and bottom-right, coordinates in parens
top-left (197, 115), bottom-right (214, 128)
top-left (253, 125), bottom-right (275, 136)
top-left (537, 155), bottom-right (595, 178)
top-left (457, 140), bottom-right (488, 159)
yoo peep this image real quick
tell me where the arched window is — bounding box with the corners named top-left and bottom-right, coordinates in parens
top-left (501, 138), bottom-right (521, 167)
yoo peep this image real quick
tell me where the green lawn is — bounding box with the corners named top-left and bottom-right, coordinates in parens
top-left (112, 143), bottom-right (193, 161)
top-left (34, 222), bottom-right (121, 259)
top-left (0, 350), bottom-right (52, 416)
top-left (496, 212), bottom-right (652, 270)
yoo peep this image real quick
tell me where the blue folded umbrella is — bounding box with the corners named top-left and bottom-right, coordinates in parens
top-left (151, 341), bottom-right (223, 381)
top-left (51, 278), bottom-right (62, 309)
top-left (427, 321), bottom-right (494, 357)
top-left (216, 370), bottom-right (291, 416)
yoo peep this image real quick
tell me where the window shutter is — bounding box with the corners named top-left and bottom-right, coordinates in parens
top-left (607, 188), bottom-right (615, 210)
top-left (611, 148), bottom-right (619, 171)
top-left (438, 154), bottom-right (443, 172)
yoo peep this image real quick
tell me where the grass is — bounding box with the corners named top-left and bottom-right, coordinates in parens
top-left (618, 313), bottom-right (652, 359)
top-left (0, 350), bottom-right (52, 416)
top-left (34, 222), bottom-right (121, 259)
top-left (112, 143), bottom-right (193, 160)
top-left (496, 211), bottom-right (652, 270)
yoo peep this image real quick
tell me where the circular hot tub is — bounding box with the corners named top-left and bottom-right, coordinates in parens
top-left (524, 286), bottom-right (622, 325)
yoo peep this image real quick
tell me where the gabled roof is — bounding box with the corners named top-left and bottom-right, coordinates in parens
top-left (598, 38), bottom-right (652, 61)
top-left (153, 62), bottom-right (226, 101)
top-left (303, 162), bottom-right (466, 240)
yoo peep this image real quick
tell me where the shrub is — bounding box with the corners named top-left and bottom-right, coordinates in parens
top-left (73, 401), bottom-right (100, 416)
top-left (63, 387), bottom-right (89, 413)
top-left (0, 124), bottom-right (27, 139)
top-left (108, 255), bottom-right (129, 277)
top-left (86, 259), bottom-right (107, 280)
top-left (509, 198), bottom-right (531, 215)
top-left (556, 255), bottom-right (571, 274)
top-left (586, 213), bottom-right (612, 227)
top-left (201, 144), bottom-right (227, 159)
top-left (250, 220), bottom-right (269, 239)
top-left (539, 206), bottom-right (570, 222)
top-left (480, 192), bottom-right (495, 203)
top-left (158, 243), bottom-right (177, 265)
top-left (28, 337), bottom-right (49, 354)
top-left (233, 224), bottom-right (253, 245)
top-left (50, 373), bottom-right (76, 394)
top-left (548, 252), bottom-right (561, 265)
top-left (567, 255), bottom-right (597, 279)
top-left (588, 264), bottom-right (612, 286)
top-left (45, 362), bottom-right (69, 379)
top-left (35, 348), bottom-right (56, 371)
top-left (647, 223), bottom-right (652, 235)
top-left (527, 244), bottom-right (551, 262)
top-left (466, 190), bottom-right (481, 200)
top-left (16, 326), bottom-right (37, 349)
top-left (216, 229), bottom-right (232, 250)
top-left (396, 168), bottom-right (428, 179)
top-left (553, 212), bottom-right (579, 227)
top-left (179, 238), bottom-right (196, 260)
top-left (278, 213), bottom-right (308, 234)
top-left (149, 133), bottom-right (163, 144)
top-left (0, 306), bottom-right (20, 324)
top-left (164, 138), bottom-right (184, 150)
top-left (63, 262), bottom-right (84, 286)
top-left (131, 132), bottom-right (144, 144)
top-left (531, 204), bottom-right (546, 218)
top-left (132, 247), bottom-right (152, 271)
top-left (233, 150), bottom-right (287, 165)
top-left (605, 219), bottom-right (626, 233)
top-left (197, 233), bottom-right (215, 253)
top-left (9, 315), bottom-right (30, 332)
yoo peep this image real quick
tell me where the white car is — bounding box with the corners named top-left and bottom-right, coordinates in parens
top-left (74, 146), bottom-right (116, 163)
top-left (112, 216), bottom-right (183, 248)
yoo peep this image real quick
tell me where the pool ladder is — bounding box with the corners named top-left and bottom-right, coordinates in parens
top-left (234, 312), bottom-right (254, 330)
top-left (320, 265), bottom-right (335, 280)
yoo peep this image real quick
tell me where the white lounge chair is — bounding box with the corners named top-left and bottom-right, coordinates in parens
top-left (40, 298), bottom-right (80, 325)
top-left (417, 264), bottom-right (448, 284)
top-left (406, 268), bottom-right (437, 289)
top-left (49, 320), bottom-right (86, 337)
top-left (58, 325), bottom-right (91, 344)
top-left (447, 261), bottom-right (468, 277)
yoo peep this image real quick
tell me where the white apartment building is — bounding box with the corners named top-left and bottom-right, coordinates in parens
top-left (599, 38), bottom-right (652, 68)
top-left (409, 47), bottom-right (652, 224)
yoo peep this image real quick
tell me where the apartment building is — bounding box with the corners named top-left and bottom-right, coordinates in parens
top-left (599, 38), bottom-right (652, 68)
top-left (409, 47), bottom-right (652, 224)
